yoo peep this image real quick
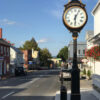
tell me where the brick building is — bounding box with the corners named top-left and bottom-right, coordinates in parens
top-left (21, 50), bottom-right (32, 69)
top-left (0, 28), bottom-right (10, 76)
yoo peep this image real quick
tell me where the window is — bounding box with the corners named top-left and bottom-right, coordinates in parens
top-left (0, 62), bottom-right (2, 75)
top-left (4, 47), bottom-right (6, 56)
top-left (1, 46), bottom-right (3, 54)
top-left (83, 50), bottom-right (85, 54)
top-left (78, 50), bottom-right (80, 54)
top-left (7, 48), bottom-right (9, 56)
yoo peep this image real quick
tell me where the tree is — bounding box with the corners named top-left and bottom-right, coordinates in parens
top-left (39, 48), bottom-right (52, 66)
top-left (19, 37), bottom-right (38, 50)
top-left (57, 46), bottom-right (68, 62)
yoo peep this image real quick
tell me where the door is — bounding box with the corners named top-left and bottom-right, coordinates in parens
top-left (4, 61), bottom-right (6, 74)
top-left (0, 62), bottom-right (2, 75)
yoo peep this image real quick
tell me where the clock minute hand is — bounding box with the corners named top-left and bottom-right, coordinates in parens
top-left (76, 11), bottom-right (79, 18)
top-left (74, 11), bottom-right (79, 26)
top-left (74, 15), bottom-right (77, 26)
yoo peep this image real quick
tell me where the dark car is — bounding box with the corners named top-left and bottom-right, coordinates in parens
top-left (15, 67), bottom-right (27, 76)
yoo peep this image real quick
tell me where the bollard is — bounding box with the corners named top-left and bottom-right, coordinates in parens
top-left (60, 85), bottom-right (67, 100)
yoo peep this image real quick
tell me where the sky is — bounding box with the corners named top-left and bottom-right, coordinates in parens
top-left (0, 0), bottom-right (98, 56)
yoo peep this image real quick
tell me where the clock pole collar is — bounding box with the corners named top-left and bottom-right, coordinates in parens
top-left (71, 0), bottom-right (79, 1)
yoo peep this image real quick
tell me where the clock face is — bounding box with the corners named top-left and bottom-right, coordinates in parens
top-left (63, 6), bottom-right (87, 28)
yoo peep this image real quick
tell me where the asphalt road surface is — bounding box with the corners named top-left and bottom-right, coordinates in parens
top-left (0, 69), bottom-right (61, 100)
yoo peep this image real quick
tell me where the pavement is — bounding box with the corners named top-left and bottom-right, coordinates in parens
top-left (55, 80), bottom-right (99, 100)
top-left (0, 69), bottom-right (60, 100)
top-left (55, 89), bottom-right (98, 100)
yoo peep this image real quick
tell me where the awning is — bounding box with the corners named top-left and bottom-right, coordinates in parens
top-left (0, 57), bottom-right (4, 61)
top-left (88, 33), bottom-right (100, 44)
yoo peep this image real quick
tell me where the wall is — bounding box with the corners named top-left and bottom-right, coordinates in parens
top-left (68, 42), bottom-right (86, 58)
top-left (94, 3), bottom-right (100, 36)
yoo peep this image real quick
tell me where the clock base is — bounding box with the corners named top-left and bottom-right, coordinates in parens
top-left (71, 94), bottom-right (81, 100)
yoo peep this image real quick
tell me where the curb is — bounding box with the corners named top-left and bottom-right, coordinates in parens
top-left (55, 91), bottom-right (60, 100)
top-left (55, 88), bottom-right (94, 100)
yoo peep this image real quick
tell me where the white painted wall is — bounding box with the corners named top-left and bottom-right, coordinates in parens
top-left (10, 47), bottom-right (24, 67)
top-left (87, 59), bottom-right (100, 75)
top-left (68, 42), bottom-right (86, 58)
top-left (94, 3), bottom-right (100, 36)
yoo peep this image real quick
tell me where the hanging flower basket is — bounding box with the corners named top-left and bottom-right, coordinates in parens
top-left (85, 46), bottom-right (100, 60)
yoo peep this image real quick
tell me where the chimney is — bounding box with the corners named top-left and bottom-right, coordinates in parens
top-left (8, 41), bottom-right (10, 43)
top-left (0, 28), bottom-right (2, 39)
top-left (3, 38), bottom-right (6, 41)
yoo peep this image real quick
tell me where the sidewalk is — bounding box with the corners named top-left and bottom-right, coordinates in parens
top-left (55, 89), bottom-right (98, 100)
top-left (55, 80), bottom-right (99, 100)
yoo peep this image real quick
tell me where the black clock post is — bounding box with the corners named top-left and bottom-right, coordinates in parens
top-left (62, 0), bottom-right (88, 100)
top-left (71, 32), bottom-right (80, 100)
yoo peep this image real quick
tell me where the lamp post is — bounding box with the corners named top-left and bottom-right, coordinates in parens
top-left (62, 0), bottom-right (88, 100)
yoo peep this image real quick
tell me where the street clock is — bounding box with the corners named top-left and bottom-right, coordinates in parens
top-left (63, 1), bottom-right (88, 33)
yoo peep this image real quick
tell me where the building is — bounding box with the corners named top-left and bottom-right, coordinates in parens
top-left (85, 30), bottom-right (94, 49)
top-left (21, 50), bottom-right (32, 69)
top-left (49, 58), bottom-right (62, 68)
top-left (0, 28), bottom-right (10, 76)
top-left (68, 41), bottom-right (86, 68)
top-left (10, 46), bottom-right (24, 74)
top-left (68, 41), bottom-right (86, 60)
top-left (32, 49), bottom-right (40, 65)
top-left (22, 49), bottom-right (40, 69)
top-left (85, 0), bottom-right (100, 99)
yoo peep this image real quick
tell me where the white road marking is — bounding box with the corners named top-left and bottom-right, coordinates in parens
top-left (1, 91), bottom-right (15, 99)
top-left (18, 78), bottom-right (40, 88)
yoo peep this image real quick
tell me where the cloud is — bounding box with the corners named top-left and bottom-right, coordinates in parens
top-left (37, 38), bottom-right (48, 44)
top-left (51, 9), bottom-right (63, 19)
top-left (0, 19), bottom-right (16, 25)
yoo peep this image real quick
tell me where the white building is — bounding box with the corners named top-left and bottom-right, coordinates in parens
top-left (85, 30), bottom-right (94, 49)
top-left (68, 41), bottom-right (86, 60)
top-left (68, 41), bottom-right (86, 69)
top-left (10, 46), bottom-right (24, 73)
top-left (85, 0), bottom-right (100, 99)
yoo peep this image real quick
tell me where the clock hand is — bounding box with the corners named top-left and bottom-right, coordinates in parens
top-left (74, 15), bottom-right (77, 26)
top-left (75, 11), bottom-right (79, 18)
top-left (74, 11), bottom-right (80, 26)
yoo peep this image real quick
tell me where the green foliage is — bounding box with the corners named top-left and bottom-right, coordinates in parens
top-left (87, 70), bottom-right (91, 79)
top-left (57, 46), bottom-right (68, 62)
top-left (39, 48), bottom-right (52, 66)
top-left (19, 37), bottom-right (38, 50)
top-left (19, 37), bottom-right (52, 67)
top-left (83, 68), bottom-right (86, 75)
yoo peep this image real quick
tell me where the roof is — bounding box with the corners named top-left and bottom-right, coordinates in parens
top-left (11, 46), bottom-right (23, 54)
top-left (85, 30), bottom-right (94, 40)
top-left (0, 39), bottom-right (10, 46)
top-left (88, 33), bottom-right (100, 43)
top-left (68, 41), bottom-right (86, 46)
top-left (92, 0), bottom-right (100, 15)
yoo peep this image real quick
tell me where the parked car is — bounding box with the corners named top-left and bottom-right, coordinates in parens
top-left (15, 67), bottom-right (27, 76)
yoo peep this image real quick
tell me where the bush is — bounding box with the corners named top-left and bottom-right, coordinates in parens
top-left (83, 68), bottom-right (86, 75)
top-left (87, 70), bottom-right (91, 79)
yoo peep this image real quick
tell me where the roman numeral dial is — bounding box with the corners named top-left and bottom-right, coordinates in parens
top-left (63, 6), bottom-right (87, 28)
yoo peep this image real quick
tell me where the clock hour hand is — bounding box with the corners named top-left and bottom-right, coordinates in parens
top-left (74, 15), bottom-right (77, 26)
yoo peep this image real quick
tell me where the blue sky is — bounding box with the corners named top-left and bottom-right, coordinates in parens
top-left (0, 0), bottom-right (98, 56)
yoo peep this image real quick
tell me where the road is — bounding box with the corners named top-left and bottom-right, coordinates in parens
top-left (0, 69), bottom-right (60, 100)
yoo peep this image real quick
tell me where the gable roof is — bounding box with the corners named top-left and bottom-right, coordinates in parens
top-left (92, 0), bottom-right (100, 15)
top-left (11, 46), bottom-right (23, 54)
top-left (0, 39), bottom-right (10, 46)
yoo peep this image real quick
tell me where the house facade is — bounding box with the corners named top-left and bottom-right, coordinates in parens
top-left (85, 0), bottom-right (100, 99)
top-left (68, 41), bottom-right (86, 62)
top-left (10, 46), bottom-right (24, 74)
top-left (0, 28), bottom-right (10, 76)
top-left (22, 49), bottom-right (40, 69)
top-left (21, 50), bottom-right (32, 69)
